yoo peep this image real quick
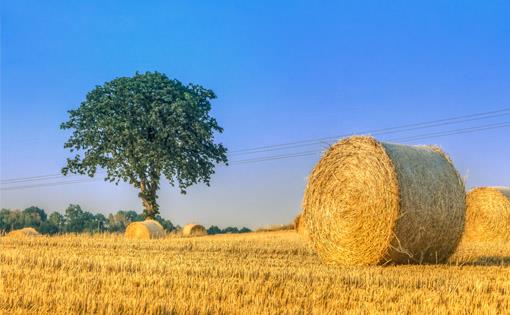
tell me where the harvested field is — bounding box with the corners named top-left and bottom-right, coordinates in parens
top-left (1, 231), bottom-right (509, 314)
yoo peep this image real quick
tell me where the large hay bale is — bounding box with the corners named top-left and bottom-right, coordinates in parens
top-left (182, 224), bottom-right (207, 237)
top-left (461, 186), bottom-right (510, 243)
top-left (125, 220), bottom-right (165, 240)
top-left (6, 227), bottom-right (41, 238)
top-left (302, 136), bottom-right (465, 266)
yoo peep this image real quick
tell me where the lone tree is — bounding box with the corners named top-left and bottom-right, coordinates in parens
top-left (61, 72), bottom-right (228, 219)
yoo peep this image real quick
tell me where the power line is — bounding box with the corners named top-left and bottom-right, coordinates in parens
top-left (2, 121), bottom-right (508, 191)
top-left (0, 178), bottom-right (103, 191)
top-left (1, 110), bottom-right (509, 188)
top-left (230, 108), bottom-right (510, 154)
top-left (229, 122), bottom-right (510, 166)
top-left (3, 108), bottom-right (508, 184)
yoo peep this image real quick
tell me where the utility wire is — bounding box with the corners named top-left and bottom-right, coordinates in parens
top-left (230, 108), bottom-right (510, 154)
top-left (2, 122), bottom-right (508, 191)
top-left (3, 108), bottom-right (508, 184)
top-left (1, 110), bottom-right (509, 187)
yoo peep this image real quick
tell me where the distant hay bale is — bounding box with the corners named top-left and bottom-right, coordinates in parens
top-left (294, 213), bottom-right (305, 233)
top-left (256, 224), bottom-right (294, 232)
top-left (461, 186), bottom-right (510, 243)
top-left (302, 136), bottom-right (466, 266)
top-left (6, 227), bottom-right (41, 238)
top-left (182, 224), bottom-right (207, 237)
top-left (125, 220), bottom-right (165, 240)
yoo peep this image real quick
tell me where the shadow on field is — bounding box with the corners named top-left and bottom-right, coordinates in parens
top-left (461, 256), bottom-right (510, 266)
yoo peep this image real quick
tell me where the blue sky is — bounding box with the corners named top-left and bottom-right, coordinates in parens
top-left (1, 1), bottom-right (509, 228)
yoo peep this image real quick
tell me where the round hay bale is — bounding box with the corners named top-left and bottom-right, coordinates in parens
top-left (302, 136), bottom-right (465, 266)
top-left (125, 220), bottom-right (165, 240)
top-left (182, 224), bottom-right (207, 237)
top-left (461, 186), bottom-right (510, 243)
top-left (6, 227), bottom-right (41, 238)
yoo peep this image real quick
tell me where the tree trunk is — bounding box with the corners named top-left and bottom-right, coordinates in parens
top-left (139, 180), bottom-right (158, 219)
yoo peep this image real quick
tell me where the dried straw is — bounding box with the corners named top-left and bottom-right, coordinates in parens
top-left (182, 224), bottom-right (207, 237)
top-left (125, 220), bottom-right (165, 240)
top-left (461, 186), bottom-right (510, 243)
top-left (302, 136), bottom-right (465, 265)
top-left (6, 227), bottom-right (41, 238)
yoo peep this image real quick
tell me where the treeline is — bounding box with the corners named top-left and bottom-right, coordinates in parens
top-left (0, 205), bottom-right (251, 235)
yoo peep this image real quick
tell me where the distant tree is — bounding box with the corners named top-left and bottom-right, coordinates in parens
top-left (154, 215), bottom-right (175, 232)
top-left (64, 204), bottom-right (87, 233)
top-left (48, 212), bottom-right (65, 232)
top-left (92, 213), bottom-right (107, 233)
top-left (222, 226), bottom-right (239, 234)
top-left (61, 72), bottom-right (228, 219)
top-left (239, 227), bottom-right (251, 233)
top-left (22, 206), bottom-right (47, 228)
top-left (107, 210), bottom-right (144, 232)
top-left (2, 209), bottom-right (23, 231)
top-left (207, 225), bottom-right (222, 235)
top-left (0, 209), bottom-right (10, 232)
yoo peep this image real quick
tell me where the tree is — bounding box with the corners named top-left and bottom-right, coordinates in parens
top-left (154, 214), bottom-right (175, 232)
top-left (239, 227), bottom-right (251, 233)
top-left (0, 209), bottom-right (10, 232)
top-left (222, 226), bottom-right (239, 234)
top-left (48, 212), bottom-right (65, 231)
top-left (107, 210), bottom-right (143, 232)
top-left (22, 206), bottom-right (47, 228)
top-left (61, 72), bottom-right (228, 219)
top-left (207, 225), bottom-right (222, 235)
top-left (64, 204), bottom-right (87, 233)
top-left (40, 212), bottom-right (65, 234)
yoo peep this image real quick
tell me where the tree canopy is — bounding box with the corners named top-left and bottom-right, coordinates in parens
top-left (61, 72), bottom-right (228, 218)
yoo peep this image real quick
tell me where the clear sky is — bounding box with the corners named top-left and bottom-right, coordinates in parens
top-left (1, 1), bottom-right (509, 228)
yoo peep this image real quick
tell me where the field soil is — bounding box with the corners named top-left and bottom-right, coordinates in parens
top-left (1, 231), bottom-right (510, 314)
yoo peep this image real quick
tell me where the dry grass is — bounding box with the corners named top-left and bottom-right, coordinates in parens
top-left (1, 231), bottom-right (510, 314)
top-left (302, 136), bottom-right (465, 265)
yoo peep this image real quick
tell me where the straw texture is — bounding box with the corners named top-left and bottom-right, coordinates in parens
top-left (125, 220), bottom-right (165, 240)
top-left (302, 136), bottom-right (465, 266)
top-left (461, 186), bottom-right (510, 243)
top-left (182, 224), bottom-right (207, 237)
top-left (6, 227), bottom-right (41, 238)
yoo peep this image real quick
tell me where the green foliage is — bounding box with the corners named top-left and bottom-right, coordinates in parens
top-left (207, 225), bottom-right (252, 235)
top-left (154, 215), bottom-right (175, 232)
top-left (61, 71), bottom-right (228, 218)
top-left (0, 205), bottom-right (250, 236)
top-left (107, 210), bottom-right (144, 232)
top-left (207, 225), bottom-right (222, 235)
top-left (22, 206), bottom-right (47, 227)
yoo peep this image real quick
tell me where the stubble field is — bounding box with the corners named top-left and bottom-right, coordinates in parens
top-left (1, 231), bottom-right (510, 314)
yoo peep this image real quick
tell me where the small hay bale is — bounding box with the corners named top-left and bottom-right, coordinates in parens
top-left (256, 224), bottom-right (294, 232)
top-left (294, 213), bottom-right (306, 234)
top-left (125, 220), bottom-right (165, 240)
top-left (461, 186), bottom-right (510, 243)
top-left (302, 135), bottom-right (466, 266)
top-left (182, 224), bottom-right (207, 237)
top-left (6, 227), bottom-right (41, 238)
